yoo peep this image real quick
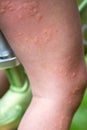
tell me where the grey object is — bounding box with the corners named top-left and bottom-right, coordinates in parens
top-left (0, 31), bottom-right (19, 70)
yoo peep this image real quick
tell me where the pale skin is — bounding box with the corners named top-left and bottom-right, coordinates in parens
top-left (0, 0), bottom-right (87, 130)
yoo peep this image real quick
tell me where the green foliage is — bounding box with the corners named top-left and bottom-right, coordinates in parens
top-left (77, 0), bottom-right (84, 5)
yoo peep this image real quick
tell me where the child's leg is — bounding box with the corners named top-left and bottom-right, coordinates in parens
top-left (0, 0), bottom-right (87, 130)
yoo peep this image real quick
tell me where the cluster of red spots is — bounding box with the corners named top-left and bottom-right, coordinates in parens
top-left (16, 0), bottom-right (41, 19)
top-left (0, 0), bottom-right (43, 22)
top-left (56, 64), bottom-right (77, 81)
top-left (16, 32), bottom-right (29, 43)
top-left (0, 1), bottom-right (15, 14)
top-left (30, 27), bottom-right (53, 45)
top-left (22, 1), bottom-right (38, 16)
top-left (24, 0), bottom-right (43, 22)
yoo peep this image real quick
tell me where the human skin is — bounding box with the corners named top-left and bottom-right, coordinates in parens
top-left (0, 71), bottom-right (9, 98)
top-left (0, 0), bottom-right (87, 130)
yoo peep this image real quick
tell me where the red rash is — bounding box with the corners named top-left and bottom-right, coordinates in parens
top-left (0, 0), bottom-right (87, 130)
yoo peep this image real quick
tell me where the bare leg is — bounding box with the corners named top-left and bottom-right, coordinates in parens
top-left (0, 0), bottom-right (87, 130)
top-left (0, 71), bottom-right (9, 98)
